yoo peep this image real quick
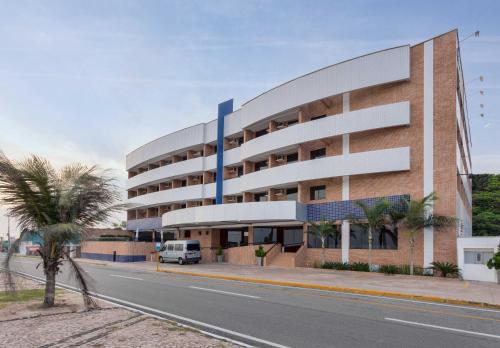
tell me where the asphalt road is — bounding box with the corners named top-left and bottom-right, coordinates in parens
top-left (2, 254), bottom-right (500, 348)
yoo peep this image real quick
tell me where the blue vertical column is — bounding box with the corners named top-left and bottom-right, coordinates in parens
top-left (216, 99), bottom-right (233, 204)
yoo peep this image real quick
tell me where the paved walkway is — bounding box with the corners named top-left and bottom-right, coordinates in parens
top-left (75, 258), bottom-right (500, 307)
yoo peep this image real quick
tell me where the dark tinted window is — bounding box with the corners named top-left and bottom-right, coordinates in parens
top-left (255, 129), bottom-right (268, 138)
top-left (254, 192), bottom-right (267, 202)
top-left (307, 225), bottom-right (341, 248)
top-left (310, 148), bottom-right (326, 160)
top-left (184, 230), bottom-right (190, 238)
top-left (286, 153), bottom-right (298, 163)
top-left (310, 185), bottom-right (326, 200)
top-left (187, 243), bottom-right (200, 251)
top-left (237, 166), bottom-right (244, 177)
top-left (167, 244), bottom-right (174, 251)
top-left (254, 227), bottom-right (277, 244)
top-left (181, 180), bottom-right (187, 187)
top-left (311, 114), bottom-right (326, 121)
top-left (286, 188), bottom-right (298, 201)
top-left (350, 224), bottom-right (398, 249)
top-left (255, 160), bottom-right (268, 171)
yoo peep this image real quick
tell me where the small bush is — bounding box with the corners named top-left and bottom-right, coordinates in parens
top-left (349, 262), bottom-right (370, 272)
top-left (255, 245), bottom-right (266, 258)
top-left (321, 262), bottom-right (349, 270)
top-left (431, 261), bottom-right (460, 278)
top-left (379, 264), bottom-right (398, 275)
top-left (486, 245), bottom-right (500, 270)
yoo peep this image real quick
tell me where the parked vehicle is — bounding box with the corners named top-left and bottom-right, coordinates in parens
top-left (159, 240), bottom-right (201, 265)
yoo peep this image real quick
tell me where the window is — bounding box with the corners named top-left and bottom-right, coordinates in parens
top-left (255, 128), bottom-right (268, 138)
top-left (184, 230), bottom-right (191, 238)
top-left (180, 203), bottom-right (187, 209)
top-left (255, 160), bottom-right (268, 171)
top-left (349, 224), bottom-right (398, 249)
top-left (310, 185), bottom-right (326, 200)
top-left (236, 195), bottom-right (243, 203)
top-left (237, 166), bottom-right (244, 177)
top-left (174, 244), bottom-right (183, 251)
top-left (254, 227), bottom-right (277, 244)
top-left (311, 114), bottom-right (327, 121)
top-left (186, 243), bottom-right (200, 251)
top-left (181, 155), bottom-right (188, 161)
top-left (287, 119), bottom-right (298, 126)
top-left (464, 249), bottom-right (494, 264)
top-left (213, 145), bottom-right (217, 153)
top-left (237, 136), bottom-right (244, 145)
top-left (213, 172), bottom-right (217, 182)
top-left (212, 198), bottom-right (216, 205)
top-left (167, 244), bottom-right (174, 251)
top-left (310, 148), bottom-right (326, 160)
top-left (181, 179), bottom-right (187, 187)
top-left (286, 153), bottom-right (298, 163)
top-left (308, 225), bottom-right (341, 248)
top-left (227, 230), bottom-right (244, 247)
top-left (254, 192), bottom-right (268, 202)
top-left (286, 188), bottom-right (298, 201)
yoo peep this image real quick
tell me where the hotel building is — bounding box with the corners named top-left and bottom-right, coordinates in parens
top-left (125, 30), bottom-right (472, 268)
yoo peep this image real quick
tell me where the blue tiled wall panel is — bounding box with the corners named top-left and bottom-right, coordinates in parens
top-left (81, 252), bottom-right (146, 262)
top-left (307, 194), bottom-right (410, 221)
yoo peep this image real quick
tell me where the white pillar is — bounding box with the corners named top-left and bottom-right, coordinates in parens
top-left (341, 92), bottom-right (350, 263)
top-left (423, 40), bottom-right (434, 268)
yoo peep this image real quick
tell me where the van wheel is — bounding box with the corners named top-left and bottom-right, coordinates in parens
top-left (159, 256), bottom-right (164, 263)
top-left (178, 258), bottom-right (184, 265)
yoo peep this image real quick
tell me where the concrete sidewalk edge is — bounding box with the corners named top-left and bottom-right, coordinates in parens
top-left (157, 268), bottom-right (500, 310)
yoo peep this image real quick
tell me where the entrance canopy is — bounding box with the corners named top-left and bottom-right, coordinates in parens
top-left (162, 201), bottom-right (307, 228)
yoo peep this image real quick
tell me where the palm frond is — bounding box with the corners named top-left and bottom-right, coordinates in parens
top-left (65, 254), bottom-right (97, 310)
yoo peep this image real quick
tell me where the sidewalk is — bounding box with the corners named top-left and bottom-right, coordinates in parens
top-left (76, 258), bottom-right (500, 308)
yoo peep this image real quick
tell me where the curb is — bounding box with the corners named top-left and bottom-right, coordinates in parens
top-left (157, 268), bottom-right (500, 310)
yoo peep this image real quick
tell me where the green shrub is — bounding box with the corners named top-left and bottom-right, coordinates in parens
top-left (321, 262), bottom-right (349, 270)
top-left (430, 261), bottom-right (460, 278)
top-left (349, 262), bottom-right (370, 272)
top-left (255, 245), bottom-right (266, 258)
top-left (379, 264), bottom-right (398, 275)
top-left (486, 244), bottom-right (500, 270)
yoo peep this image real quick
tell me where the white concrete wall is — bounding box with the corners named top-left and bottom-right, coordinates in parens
top-left (163, 201), bottom-right (305, 227)
top-left (457, 237), bottom-right (500, 283)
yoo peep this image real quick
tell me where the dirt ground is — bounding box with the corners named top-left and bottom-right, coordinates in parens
top-left (0, 272), bottom-right (239, 347)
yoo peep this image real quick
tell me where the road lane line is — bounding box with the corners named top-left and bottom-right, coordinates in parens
top-left (385, 317), bottom-right (500, 340)
top-left (8, 269), bottom-right (289, 348)
top-left (188, 286), bottom-right (261, 299)
top-left (110, 274), bottom-right (143, 281)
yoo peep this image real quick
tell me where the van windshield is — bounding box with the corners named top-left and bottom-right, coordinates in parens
top-left (186, 244), bottom-right (200, 251)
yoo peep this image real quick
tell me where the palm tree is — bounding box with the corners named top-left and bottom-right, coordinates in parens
top-left (351, 199), bottom-right (390, 271)
top-left (0, 152), bottom-right (123, 307)
top-left (400, 192), bottom-right (455, 275)
top-left (308, 218), bottom-right (337, 266)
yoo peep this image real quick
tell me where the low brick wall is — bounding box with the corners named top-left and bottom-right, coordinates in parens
top-left (225, 244), bottom-right (274, 265)
top-left (81, 241), bottom-right (156, 262)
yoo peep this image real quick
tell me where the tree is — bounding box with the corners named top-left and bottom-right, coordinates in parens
top-left (0, 152), bottom-right (123, 307)
top-left (400, 193), bottom-right (455, 275)
top-left (352, 199), bottom-right (390, 271)
top-left (472, 174), bottom-right (500, 236)
top-left (308, 218), bottom-right (337, 266)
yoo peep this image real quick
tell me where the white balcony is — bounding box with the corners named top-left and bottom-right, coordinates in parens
top-left (241, 101), bottom-right (410, 161)
top-left (162, 201), bottom-right (307, 227)
top-left (241, 147), bottom-right (411, 192)
top-left (128, 184), bottom-right (205, 208)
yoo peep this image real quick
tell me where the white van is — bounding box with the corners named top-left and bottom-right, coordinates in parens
top-left (159, 240), bottom-right (201, 265)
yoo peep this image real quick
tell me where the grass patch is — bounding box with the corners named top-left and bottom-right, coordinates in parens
top-left (0, 289), bottom-right (45, 303)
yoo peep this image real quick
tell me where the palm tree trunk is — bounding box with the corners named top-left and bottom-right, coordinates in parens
top-left (44, 263), bottom-right (56, 307)
top-left (409, 236), bottom-right (415, 276)
top-left (321, 237), bottom-right (326, 266)
top-left (368, 227), bottom-right (373, 271)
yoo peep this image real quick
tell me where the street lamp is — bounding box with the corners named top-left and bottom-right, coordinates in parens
top-left (460, 30), bottom-right (480, 42)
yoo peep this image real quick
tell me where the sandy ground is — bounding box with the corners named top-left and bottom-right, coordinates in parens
top-left (0, 271), bottom-right (238, 347)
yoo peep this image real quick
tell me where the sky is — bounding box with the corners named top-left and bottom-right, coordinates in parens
top-left (0, 0), bottom-right (499, 238)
